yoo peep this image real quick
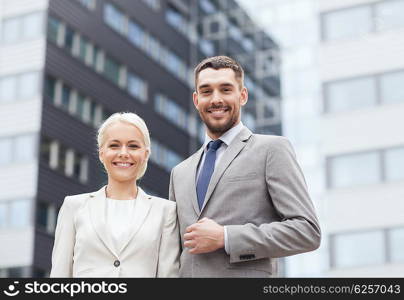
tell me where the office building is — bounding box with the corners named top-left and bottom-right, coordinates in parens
top-left (0, 0), bottom-right (281, 277)
top-left (239, 0), bottom-right (404, 276)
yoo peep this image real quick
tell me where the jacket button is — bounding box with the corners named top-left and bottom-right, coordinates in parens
top-left (114, 260), bottom-right (120, 267)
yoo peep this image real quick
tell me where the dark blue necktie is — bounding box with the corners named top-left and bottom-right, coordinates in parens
top-left (196, 139), bottom-right (223, 210)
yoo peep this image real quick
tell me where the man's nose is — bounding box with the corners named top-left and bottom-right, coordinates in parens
top-left (210, 90), bottom-right (223, 105)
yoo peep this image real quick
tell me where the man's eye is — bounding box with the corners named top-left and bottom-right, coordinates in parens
top-left (201, 90), bottom-right (211, 94)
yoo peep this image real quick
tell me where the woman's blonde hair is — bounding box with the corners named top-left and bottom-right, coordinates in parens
top-left (97, 112), bottom-right (151, 180)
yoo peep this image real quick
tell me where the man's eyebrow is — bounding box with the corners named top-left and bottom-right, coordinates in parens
top-left (198, 84), bottom-right (211, 90)
top-left (198, 82), bottom-right (234, 90)
top-left (219, 83), bottom-right (234, 87)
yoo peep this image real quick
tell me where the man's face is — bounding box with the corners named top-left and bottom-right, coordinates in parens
top-left (193, 68), bottom-right (248, 139)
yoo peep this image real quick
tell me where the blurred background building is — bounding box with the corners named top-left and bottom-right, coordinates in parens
top-left (0, 0), bottom-right (281, 277)
top-left (239, 0), bottom-right (404, 276)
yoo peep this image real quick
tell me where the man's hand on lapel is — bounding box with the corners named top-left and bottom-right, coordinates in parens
top-left (183, 217), bottom-right (224, 254)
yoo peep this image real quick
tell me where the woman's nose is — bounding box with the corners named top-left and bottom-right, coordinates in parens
top-left (118, 146), bottom-right (129, 157)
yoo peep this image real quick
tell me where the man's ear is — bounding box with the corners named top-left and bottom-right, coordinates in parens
top-left (240, 86), bottom-right (248, 106)
top-left (192, 91), bottom-right (199, 110)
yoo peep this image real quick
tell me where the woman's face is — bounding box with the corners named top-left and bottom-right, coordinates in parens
top-left (99, 122), bottom-right (148, 184)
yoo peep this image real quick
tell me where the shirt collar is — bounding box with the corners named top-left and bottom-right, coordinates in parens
top-left (202, 121), bottom-right (245, 150)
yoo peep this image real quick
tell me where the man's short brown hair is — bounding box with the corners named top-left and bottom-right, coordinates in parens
top-left (194, 56), bottom-right (244, 89)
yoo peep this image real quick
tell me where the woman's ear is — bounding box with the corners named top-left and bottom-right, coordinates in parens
top-left (99, 149), bottom-right (104, 164)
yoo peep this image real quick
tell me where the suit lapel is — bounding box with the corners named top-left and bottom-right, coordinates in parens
top-left (189, 147), bottom-right (205, 216)
top-left (88, 186), bottom-right (119, 258)
top-left (119, 187), bottom-right (152, 253)
top-left (200, 127), bottom-right (253, 215)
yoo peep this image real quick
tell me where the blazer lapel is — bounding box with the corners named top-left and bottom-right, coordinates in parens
top-left (188, 147), bottom-right (205, 216)
top-left (200, 127), bottom-right (253, 215)
top-left (119, 187), bottom-right (152, 253)
top-left (88, 186), bottom-right (119, 258)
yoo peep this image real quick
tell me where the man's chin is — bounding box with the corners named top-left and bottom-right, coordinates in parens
top-left (205, 121), bottom-right (233, 135)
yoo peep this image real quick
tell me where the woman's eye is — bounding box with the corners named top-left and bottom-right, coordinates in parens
top-left (129, 145), bottom-right (139, 149)
top-left (109, 144), bottom-right (119, 148)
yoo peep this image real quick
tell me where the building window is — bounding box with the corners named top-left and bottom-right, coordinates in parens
top-left (384, 147), bottom-right (404, 182)
top-left (322, 0), bottom-right (404, 42)
top-left (61, 85), bottom-right (71, 111)
top-left (142, 0), bottom-right (160, 11)
top-left (228, 22), bottom-right (243, 43)
top-left (78, 35), bottom-right (90, 63)
top-left (324, 70), bottom-right (404, 113)
top-left (127, 72), bottom-right (148, 102)
top-left (375, 0), bottom-right (404, 31)
top-left (324, 76), bottom-right (377, 113)
top-left (1, 12), bottom-right (44, 44)
top-left (150, 139), bottom-right (183, 172)
top-left (0, 199), bottom-right (31, 229)
top-left (380, 70), bottom-right (404, 104)
top-left (332, 230), bottom-right (386, 268)
top-left (242, 36), bottom-right (254, 52)
top-left (22, 12), bottom-right (44, 40)
top-left (154, 94), bottom-right (189, 132)
top-left (199, 0), bottom-right (216, 14)
top-left (328, 151), bottom-right (381, 189)
top-left (103, 55), bottom-right (121, 85)
top-left (322, 5), bottom-right (373, 41)
top-left (147, 35), bottom-right (161, 61)
top-left (76, 0), bottom-right (96, 10)
top-left (328, 145), bottom-right (404, 189)
top-left (165, 5), bottom-right (189, 37)
top-left (14, 134), bottom-right (36, 163)
top-left (0, 202), bottom-right (7, 228)
top-left (0, 134), bottom-right (36, 166)
top-left (389, 227), bottom-right (404, 263)
top-left (0, 72), bottom-right (39, 103)
top-left (199, 38), bottom-right (215, 56)
top-left (36, 201), bottom-right (57, 234)
top-left (1, 17), bottom-right (20, 44)
top-left (64, 25), bottom-right (76, 55)
top-left (47, 16), bottom-right (61, 44)
top-left (20, 72), bottom-right (40, 99)
top-left (45, 75), bottom-right (108, 128)
top-left (40, 137), bottom-right (89, 183)
top-left (10, 200), bottom-right (31, 228)
top-left (0, 137), bottom-right (13, 166)
top-left (103, 2), bottom-right (191, 87)
top-left (128, 21), bottom-right (146, 48)
top-left (242, 112), bottom-right (256, 132)
top-left (0, 76), bottom-right (17, 103)
top-left (104, 3), bottom-right (126, 35)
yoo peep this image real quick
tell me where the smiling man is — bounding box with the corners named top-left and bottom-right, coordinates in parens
top-left (169, 56), bottom-right (321, 277)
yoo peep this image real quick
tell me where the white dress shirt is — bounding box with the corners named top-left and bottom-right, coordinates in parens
top-left (196, 121), bottom-right (245, 254)
top-left (105, 197), bottom-right (137, 250)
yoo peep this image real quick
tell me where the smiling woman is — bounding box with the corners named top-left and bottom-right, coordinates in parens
top-left (50, 112), bottom-right (180, 278)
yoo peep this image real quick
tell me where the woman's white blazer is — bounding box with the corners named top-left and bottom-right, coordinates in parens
top-left (50, 186), bottom-right (180, 277)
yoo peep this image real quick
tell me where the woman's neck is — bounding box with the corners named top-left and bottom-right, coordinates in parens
top-left (106, 180), bottom-right (138, 200)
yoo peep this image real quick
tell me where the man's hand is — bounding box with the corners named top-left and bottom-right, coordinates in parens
top-left (183, 217), bottom-right (224, 254)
